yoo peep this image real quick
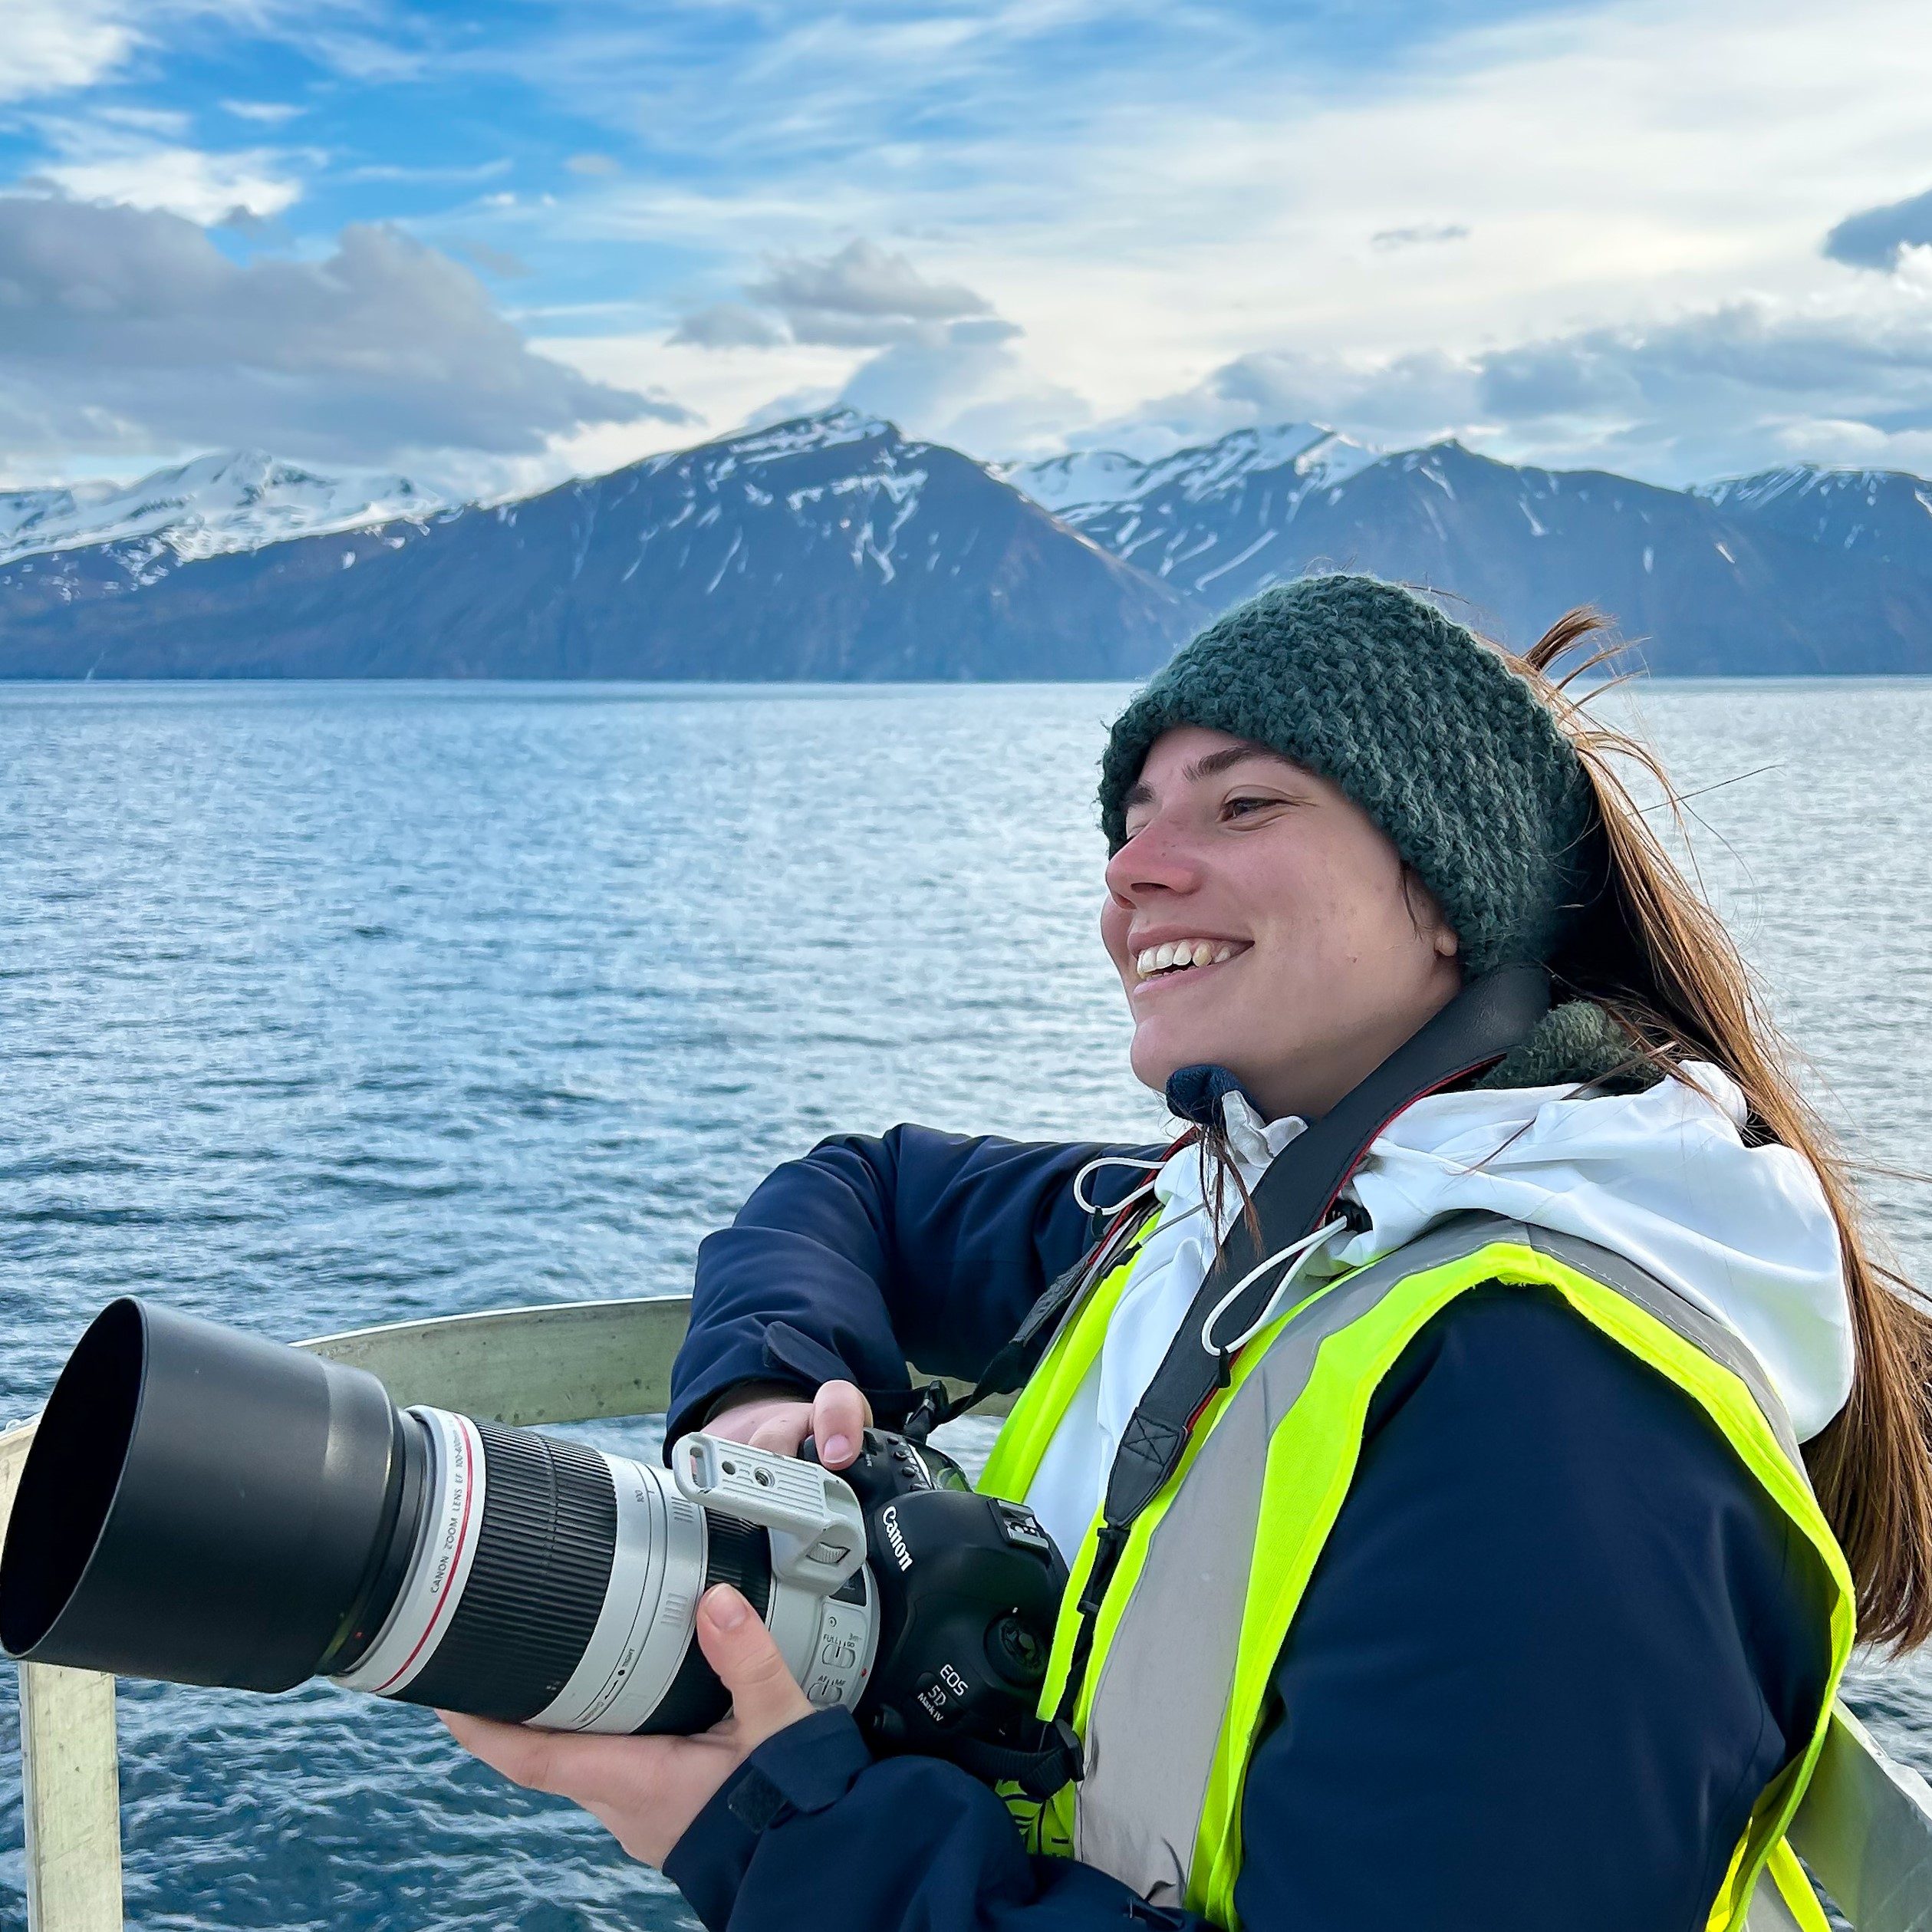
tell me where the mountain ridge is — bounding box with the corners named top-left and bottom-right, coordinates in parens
top-left (5, 413), bottom-right (1931, 676)
top-left (0, 411), bottom-right (1196, 681)
top-left (0, 450), bottom-right (443, 571)
top-left (1040, 432), bottom-right (1932, 673)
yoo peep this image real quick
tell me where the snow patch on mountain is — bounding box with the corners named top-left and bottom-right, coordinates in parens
top-left (614, 410), bottom-right (937, 591)
top-left (0, 452), bottom-right (442, 568)
top-left (708, 407), bottom-right (899, 469)
top-left (1001, 423), bottom-right (1376, 514)
top-left (1693, 465), bottom-right (1885, 512)
top-left (1692, 462), bottom-right (1932, 572)
top-left (995, 449), bottom-right (1150, 514)
top-left (1014, 423), bottom-right (1387, 604)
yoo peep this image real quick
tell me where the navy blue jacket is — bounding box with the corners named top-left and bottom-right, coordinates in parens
top-left (663, 1127), bottom-right (1833, 1932)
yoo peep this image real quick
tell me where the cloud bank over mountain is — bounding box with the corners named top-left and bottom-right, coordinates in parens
top-left (1094, 281), bottom-right (1932, 479)
top-left (0, 195), bottom-right (682, 468)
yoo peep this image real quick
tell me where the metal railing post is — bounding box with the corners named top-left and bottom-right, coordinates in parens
top-left (20, 1663), bottom-right (121, 1931)
top-left (4, 1417), bottom-right (125, 1930)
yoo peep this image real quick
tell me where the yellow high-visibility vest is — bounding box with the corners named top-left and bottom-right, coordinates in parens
top-left (980, 1211), bottom-right (1854, 1932)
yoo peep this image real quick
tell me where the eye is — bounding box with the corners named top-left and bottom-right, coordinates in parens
top-left (1223, 793), bottom-right (1285, 821)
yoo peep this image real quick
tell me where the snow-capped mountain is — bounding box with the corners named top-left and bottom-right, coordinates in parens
top-left (0, 451), bottom-right (440, 570)
top-left (1000, 423), bottom-right (1373, 515)
top-left (994, 448), bottom-right (1150, 515)
top-left (1693, 466), bottom-right (1932, 580)
top-left (0, 411), bottom-right (1195, 680)
top-left (1010, 423), bottom-right (1382, 605)
top-left (999, 426), bottom-right (1932, 672)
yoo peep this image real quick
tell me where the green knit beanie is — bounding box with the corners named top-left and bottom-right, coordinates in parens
top-left (1098, 574), bottom-right (1597, 977)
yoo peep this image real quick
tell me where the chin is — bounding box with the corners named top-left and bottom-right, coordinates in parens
top-left (1130, 1027), bottom-right (1227, 1096)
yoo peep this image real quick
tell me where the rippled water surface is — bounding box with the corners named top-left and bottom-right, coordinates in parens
top-left (2, 679), bottom-right (1930, 1929)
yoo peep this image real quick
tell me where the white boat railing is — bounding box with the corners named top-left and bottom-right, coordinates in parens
top-left (2, 1294), bottom-right (1929, 1930)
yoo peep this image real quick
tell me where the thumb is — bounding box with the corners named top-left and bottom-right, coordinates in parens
top-left (696, 1585), bottom-right (813, 1743)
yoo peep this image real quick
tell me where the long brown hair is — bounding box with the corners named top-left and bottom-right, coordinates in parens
top-left (1509, 608), bottom-right (1932, 1651)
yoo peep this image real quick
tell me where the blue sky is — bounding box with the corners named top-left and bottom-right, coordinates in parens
top-left (7, 0), bottom-right (1932, 495)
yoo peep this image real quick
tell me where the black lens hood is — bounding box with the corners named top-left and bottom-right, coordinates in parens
top-left (0, 1297), bottom-right (405, 1693)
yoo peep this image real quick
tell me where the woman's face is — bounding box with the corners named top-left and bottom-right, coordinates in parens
top-left (1101, 726), bottom-right (1463, 1121)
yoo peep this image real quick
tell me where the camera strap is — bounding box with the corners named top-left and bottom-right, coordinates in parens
top-left (765, 1159), bottom-right (1174, 1444)
top-left (911, 1180), bottom-right (1172, 1435)
top-left (1051, 966), bottom-right (1551, 1731)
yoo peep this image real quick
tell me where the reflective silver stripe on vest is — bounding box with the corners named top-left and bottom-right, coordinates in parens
top-left (1743, 1873), bottom-right (1808, 1932)
top-left (1071, 1211), bottom-right (1805, 1907)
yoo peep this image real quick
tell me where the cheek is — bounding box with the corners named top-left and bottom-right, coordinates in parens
top-left (1242, 842), bottom-right (1395, 972)
top-left (1098, 897), bottom-right (1131, 969)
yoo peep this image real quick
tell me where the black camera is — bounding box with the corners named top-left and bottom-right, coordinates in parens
top-left (0, 1298), bottom-right (1074, 1792)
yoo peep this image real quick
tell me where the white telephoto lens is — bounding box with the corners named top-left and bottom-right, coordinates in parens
top-left (334, 1413), bottom-right (877, 1732)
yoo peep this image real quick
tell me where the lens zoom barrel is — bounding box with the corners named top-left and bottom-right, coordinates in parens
top-left (333, 1408), bottom-right (761, 1733)
top-left (401, 1421), bottom-right (617, 1723)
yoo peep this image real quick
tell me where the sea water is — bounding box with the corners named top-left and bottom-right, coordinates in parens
top-left (2, 679), bottom-right (1929, 1930)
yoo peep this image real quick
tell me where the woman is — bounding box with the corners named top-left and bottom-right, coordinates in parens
top-left (447, 576), bottom-right (1932, 1932)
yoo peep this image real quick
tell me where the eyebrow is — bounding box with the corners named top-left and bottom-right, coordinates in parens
top-left (1119, 739), bottom-right (1300, 813)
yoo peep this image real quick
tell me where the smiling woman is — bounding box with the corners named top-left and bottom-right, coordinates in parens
top-left (445, 573), bottom-right (1932, 1932)
top-left (1101, 730), bottom-right (1461, 1121)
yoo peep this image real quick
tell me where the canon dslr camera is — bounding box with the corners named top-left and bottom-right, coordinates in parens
top-left (0, 1298), bottom-right (1073, 1792)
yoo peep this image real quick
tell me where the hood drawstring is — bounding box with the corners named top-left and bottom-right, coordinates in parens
top-left (1198, 1216), bottom-right (1354, 1362)
top-left (1072, 1154), bottom-right (1169, 1219)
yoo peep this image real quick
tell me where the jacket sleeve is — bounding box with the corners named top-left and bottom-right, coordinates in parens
top-left (664, 1711), bottom-right (1207, 1932)
top-left (664, 1127), bottom-right (1162, 1443)
top-left (662, 1280), bottom-right (1834, 1932)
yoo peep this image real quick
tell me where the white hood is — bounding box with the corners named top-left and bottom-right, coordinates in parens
top-left (1022, 1068), bottom-right (1852, 1561)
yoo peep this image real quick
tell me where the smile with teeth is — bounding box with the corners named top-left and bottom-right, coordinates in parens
top-left (1134, 939), bottom-right (1241, 981)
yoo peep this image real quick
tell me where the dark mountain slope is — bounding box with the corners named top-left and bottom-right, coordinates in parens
top-left (1695, 466), bottom-right (1932, 583)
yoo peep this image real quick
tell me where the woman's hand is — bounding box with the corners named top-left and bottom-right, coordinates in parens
top-left (440, 1584), bottom-right (813, 1869)
top-left (708, 1378), bottom-right (873, 1470)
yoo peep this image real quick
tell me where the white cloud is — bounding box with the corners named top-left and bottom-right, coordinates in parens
top-left (648, 235), bottom-right (1076, 452)
top-left (0, 0), bottom-right (364, 107)
top-left (2, 0), bottom-right (137, 102)
top-left (670, 303), bottom-right (788, 349)
top-left (669, 239), bottom-right (996, 351)
top-left (834, 319), bottom-right (1091, 455)
top-left (19, 0), bottom-right (1932, 485)
top-left (36, 145), bottom-right (304, 223)
top-left (1371, 224), bottom-right (1470, 251)
top-left (222, 100), bottom-right (305, 125)
top-left (1076, 260), bottom-right (1932, 483)
top-left (28, 114), bottom-right (308, 221)
top-left (744, 239), bottom-right (991, 347)
top-left (535, 328), bottom-right (852, 452)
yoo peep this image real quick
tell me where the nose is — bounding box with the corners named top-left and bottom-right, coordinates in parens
top-left (1104, 813), bottom-right (1203, 905)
